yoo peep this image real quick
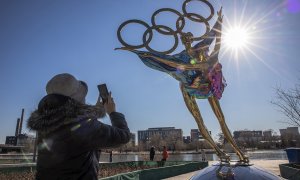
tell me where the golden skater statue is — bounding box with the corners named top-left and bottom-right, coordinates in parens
top-left (117, 1), bottom-right (249, 163)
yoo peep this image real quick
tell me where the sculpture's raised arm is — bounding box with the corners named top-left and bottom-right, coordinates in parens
top-left (211, 8), bottom-right (223, 58)
top-left (192, 7), bottom-right (223, 61)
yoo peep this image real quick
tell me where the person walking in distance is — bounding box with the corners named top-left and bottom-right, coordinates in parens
top-left (161, 146), bottom-right (169, 161)
top-left (109, 150), bottom-right (113, 162)
top-left (201, 149), bottom-right (206, 161)
top-left (150, 146), bottom-right (155, 161)
top-left (27, 73), bottom-right (131, 180)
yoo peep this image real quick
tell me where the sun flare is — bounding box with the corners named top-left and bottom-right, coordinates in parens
top-left (224, 26), bottom-right (250, 49)
top-left (214, 1), bottom-right (284, 77)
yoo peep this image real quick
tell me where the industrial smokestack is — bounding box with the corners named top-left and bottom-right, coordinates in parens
top-left (15, 118), bottom-right (20, 137)
top-left (19, 108), bottom-right (24, 135)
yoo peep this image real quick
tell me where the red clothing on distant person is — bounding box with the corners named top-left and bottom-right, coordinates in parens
top-left (162, 149), bottom-right (169, 161)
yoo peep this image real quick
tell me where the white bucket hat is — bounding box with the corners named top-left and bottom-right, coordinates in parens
top-left (46, 73), bottom-right (88, 103)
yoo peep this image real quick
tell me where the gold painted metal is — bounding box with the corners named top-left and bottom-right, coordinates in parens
top-left (180, 83), bottom-right (230, 162)
top-left (180, 83), bottom-right (249, 163)
top-left (208, 96), bottom-right (249, 163)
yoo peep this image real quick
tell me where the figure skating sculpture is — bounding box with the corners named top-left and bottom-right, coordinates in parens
top-left (116, 0), bottom-right (248, 163)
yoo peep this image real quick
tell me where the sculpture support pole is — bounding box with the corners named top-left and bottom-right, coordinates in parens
top-left (180, 84), bottom-right (229, 162)
top-left (208, 96), bottom-right (249, 163)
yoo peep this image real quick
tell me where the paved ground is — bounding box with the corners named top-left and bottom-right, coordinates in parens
top-left (163, 159), bottom-right (288, 180)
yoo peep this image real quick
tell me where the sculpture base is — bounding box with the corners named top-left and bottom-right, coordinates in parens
top-left (191, 162), bottom-right (281, 180)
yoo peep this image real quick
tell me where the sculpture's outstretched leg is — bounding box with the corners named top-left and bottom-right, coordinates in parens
top-left (180, 83), bottom-right (230, 162)
top-left (208, 96), bottom-right (249, 163)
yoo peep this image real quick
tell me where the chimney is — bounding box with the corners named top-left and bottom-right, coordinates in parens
top-left (19, 108), bottom-right (24, 135)
top-left (15, 118), bottom-right (20, 137)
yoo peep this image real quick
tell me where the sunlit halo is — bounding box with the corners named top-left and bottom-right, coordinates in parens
top-left (224, 26), bottom-right (250, 49)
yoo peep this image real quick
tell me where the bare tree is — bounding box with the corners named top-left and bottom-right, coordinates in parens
top-left (174, 140), bottom-right (185, 151)
top-left (117, 139), bottom-right (137, 152)
top-left (137, 141), bottom-right (148, 151)
top-left (149, 134), bottom-right (163, 149)
top-left (164, 132), bottom-right (182, 152)
top-left (271, 83), bottom-right (300, 127)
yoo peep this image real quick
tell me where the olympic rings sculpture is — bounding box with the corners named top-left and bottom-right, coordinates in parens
top-left (117, 0), bottom-right (215, 55)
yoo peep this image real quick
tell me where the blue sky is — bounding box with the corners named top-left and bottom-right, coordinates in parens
top-left (0, 0), bottom-right (300, 143)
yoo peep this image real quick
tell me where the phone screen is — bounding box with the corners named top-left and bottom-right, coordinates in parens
top-left (98, 84), bottom-right (109, 103)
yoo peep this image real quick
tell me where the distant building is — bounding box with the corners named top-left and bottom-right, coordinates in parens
top-left (137, 127), bottom-right (182, 144)
top-left (5, 133), bottom-right (35, 152)
top-left (233, 130), bottom-right (263, 141)
top-left (279, 127), bottom-right (300, 147)
top-left (130, 133), bottom-right (136, 146)
top-left (4, 109), bottom-right (27, 147)
top-left (279, 127), bottom-right (299, 137)
top-left (17, 134), bottom-right (35, 147)
top-left (190, 129), bottom-right (211, 141)
top-left (5, 136), bottom-right (17, 146)
top-left (263, 130), bottom-right (272, 138)
top-left (191, 129), bottom-right (201, 141)
top-left (1, 109), bottom-right (33, 154)
top-left (183, 136), bottom-right (191, 144)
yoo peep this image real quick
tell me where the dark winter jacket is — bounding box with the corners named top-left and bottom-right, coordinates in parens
top-left (150, 147), bottom-right (155, 157)
top-left (27, 94), bottom-right (131, 180)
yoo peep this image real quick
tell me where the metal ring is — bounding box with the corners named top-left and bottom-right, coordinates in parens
top-left (143, 25), bottom-right (178, 54)
top-left (117, 19), bottom-right (152, 49)
top-left (151, 8), bottom-right (185, 35)
top-left (116, 0), bottom-right (216, 54)
top-left (175, 14), bottom-right (186, 35)
top-left (182, 0), bottom-right (214, 22)
top-left (183, 13), bottom-right (210, 41)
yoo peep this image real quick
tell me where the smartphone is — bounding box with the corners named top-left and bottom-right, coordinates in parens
top-left (97, 84), bottom-right (109, 103)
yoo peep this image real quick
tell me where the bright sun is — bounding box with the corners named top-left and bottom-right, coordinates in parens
top-left (224, 27), bottom-right (250, 49)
